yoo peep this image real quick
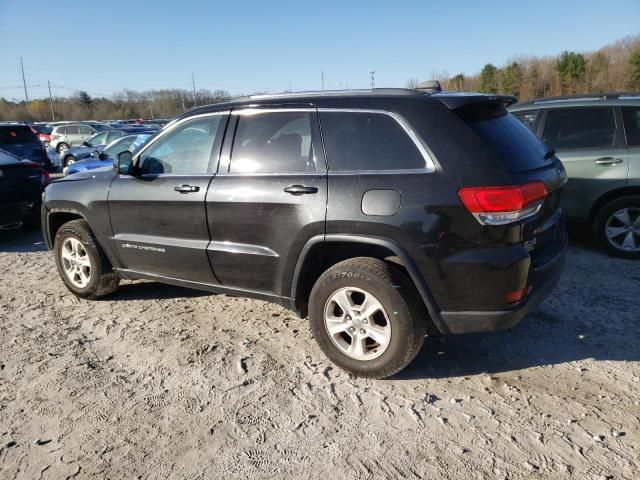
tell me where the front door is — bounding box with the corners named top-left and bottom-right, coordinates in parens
top-left (206, 108), bottom-right (327, 297)
top-left (541, 106), bottom-right (629, 220)
top-left (108, 112), bottom-right (228, 283)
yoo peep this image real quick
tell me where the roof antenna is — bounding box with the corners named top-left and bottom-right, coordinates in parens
top-left (415, 80), bottom-right (442, 93)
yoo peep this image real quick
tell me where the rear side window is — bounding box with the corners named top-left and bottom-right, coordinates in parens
top-left (621, 106), bottom-right (640, 147)
top-left (0, 126), bottom-right (38, 144)
top-left (230, 111), bottom-right (316, 174)
top-left (512, 110), bottom-right (538, 132)
top-left (542, 107), bottom-right (616, 150)
top-left (320, 111), bottom-right (425, 171)
top-left (65, 126), bottom-right (79, 135)
top-left (466, 112), bottom-right (550, 173)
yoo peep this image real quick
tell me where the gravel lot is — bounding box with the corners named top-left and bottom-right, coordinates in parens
top-left (0, 228), bottom-right (638, 479)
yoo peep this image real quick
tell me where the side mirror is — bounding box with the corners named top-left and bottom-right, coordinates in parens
top-left (82, 141), bottom-right (89, 147)
top-left (90, 150), bottom-right (99, 158)
top-left (115, 151), bottom-right (133, 175)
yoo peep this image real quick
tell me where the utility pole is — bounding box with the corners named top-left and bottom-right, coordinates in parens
top-left (369, 69), bottom-right (375, 89)
top-left (321, 70), bottom-right (324, 90)
top-left (20, 57), bottom-right (29, 103)
top-left (148, 96), bottom-right (154, 119)
top-left (191, 72), bottom-right (197, 107)
top-left (47, 80), bottom-right (55, 121)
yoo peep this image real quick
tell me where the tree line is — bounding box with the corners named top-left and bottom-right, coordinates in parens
top-left (0, 88), bottom-right (232, 122)
top-left (431, 35), bottom-right (640, 99)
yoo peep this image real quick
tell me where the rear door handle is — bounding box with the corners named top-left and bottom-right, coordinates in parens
top-left (284, 185), bottom-right (318, 195)
top-left (174, 184), bottom-right (200, 193)
top-left (595, 157), bottom-right (623, 166)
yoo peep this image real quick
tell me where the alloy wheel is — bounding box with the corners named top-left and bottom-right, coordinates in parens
top-left (60, 237), bottom-right (92, 288)
top-left (605, 207), bottom-right (640, 253)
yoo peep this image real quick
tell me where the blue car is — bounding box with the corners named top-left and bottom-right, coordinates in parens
top-left (64, 133), bottom-right (152, 176)
top-left (60, 127), bottom-right (157, 168)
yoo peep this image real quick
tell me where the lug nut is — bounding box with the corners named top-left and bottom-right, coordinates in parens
top-left (345, 315), bottom-right (351, 321)
top-left (349, 327), bottom-right (355, 333)
top-left (360, 329), bottom-right (366, 335)
top-left (363, 319), bottom-right (368, 324)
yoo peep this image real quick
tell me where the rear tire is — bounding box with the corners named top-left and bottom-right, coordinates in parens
top-left (54, 219), bottom-right (120, 299)
top-left (308, 257), bottom-right (427, 379)
top-left (594, 195), bottom-right (640, 260)
top-left (63, 155), bottom-right (76, 167)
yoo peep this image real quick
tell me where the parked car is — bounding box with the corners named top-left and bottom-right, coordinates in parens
top-left (49, 123), bottom-right (96, 154)
top-left (29, 124), bottom-right (53, 144)
top-left (510, 93), bottom-right (640, 259)
top-left (0, 148), bottom-right (50, 229)
top-left (64, 133), bottom-right (153, 175)
top-left (60, 128), bottom-right (156, 167)
top-left (42, 87), bottom-right (567, 378)
top-left (81, 121), bottom-right (111, 132)
top-left (0, 123), bottom-right (52, 169)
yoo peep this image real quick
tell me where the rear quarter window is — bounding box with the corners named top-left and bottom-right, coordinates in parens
top-left (466, 112), bottom-right (550, 173)
top-left (319, 111), bottom-right (426, 171)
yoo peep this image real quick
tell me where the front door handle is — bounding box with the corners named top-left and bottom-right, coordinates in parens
top-left (595, 157), bottom-right (623, 166)
top-left (174, 184), bottom-right (200, 193)
top-left (284, 185), bottom-right (318, 195)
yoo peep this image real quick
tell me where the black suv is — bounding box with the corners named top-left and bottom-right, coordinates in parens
top-left (42, 88), bottom-right (567, 378)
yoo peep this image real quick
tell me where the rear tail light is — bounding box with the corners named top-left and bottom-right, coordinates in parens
top-left (505, 286), bottom-right (531, 304)
top-left (458, 181), bottom-right (548, 225)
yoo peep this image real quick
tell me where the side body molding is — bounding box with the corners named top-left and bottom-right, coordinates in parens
top-left (291, 234), bottom-right (449, 334)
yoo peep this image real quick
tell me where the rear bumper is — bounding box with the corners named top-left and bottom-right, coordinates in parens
top-left (439, 239), bottom-right (566, 334)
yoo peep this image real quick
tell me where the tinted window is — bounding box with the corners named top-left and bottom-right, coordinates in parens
top-left (65, 126), bottom-right (79, 135)
top-left (542, 107), bottom-right (616, 150)
top-left (79, 125), bottom-right (93, 135)
top-left (230, 111), bottom-right (315, 174)
top-left (467, 112), bottom-right (550, 173)
top-left (138, 115), bottom-right (222, 175)
top-left (320, 111), bottom-right (425, 171)
top-left (0, 126), bottom-right (38, 145)
top-left (622, 106), bottom-right (640, 147)
top-left (512, 110), bottom-right (538, 132)
top-left (35, 125), bottom-right (52, 134)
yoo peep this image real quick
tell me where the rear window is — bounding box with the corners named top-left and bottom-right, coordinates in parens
top-left (0, 126), bottom-right (39, 145)
top-left (34, 125), bottom-right (53, 134)
top-left (466, 112), bottom-right (550, 173)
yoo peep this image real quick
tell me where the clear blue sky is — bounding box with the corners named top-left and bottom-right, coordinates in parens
top-left (1, 0), bottom-right (638, 100)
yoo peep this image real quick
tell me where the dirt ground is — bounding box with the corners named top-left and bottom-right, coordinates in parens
top-left (0, 228), bottom-right (638, 480)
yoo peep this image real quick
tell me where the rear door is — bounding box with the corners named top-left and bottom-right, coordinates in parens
top-left (205, 107), bottom-right (327, 297)
top-left (540, 106), bottom-right (627, 220)
top-left (108, 112), bottom-right (228, 282)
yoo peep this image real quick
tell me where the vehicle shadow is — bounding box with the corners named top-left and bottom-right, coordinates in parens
top-left (110, 281), bottom-right (210, 301)
top-left (0, 229), bottom-right (47, 253)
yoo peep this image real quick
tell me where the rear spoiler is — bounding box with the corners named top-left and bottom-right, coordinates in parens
top-left (429, 93), bottom-right (518, 111)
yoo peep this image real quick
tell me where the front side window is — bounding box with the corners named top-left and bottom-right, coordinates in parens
top-left (542, 107), bottom-right (617, 150)
top-left (229, 111), bottom-right (315, 174)
top-left (138, 115), bottom-right (223, 175)
top-left (621, 106), bottom-right (640, 147)
top-left (79, 125), bottom-right (93, 135)
top-left (87, 131), bottom-right (108, 145)
top-left (512, 110), bottom-right (538, 132)
top-left (319, 111), bottom-right (426, 171)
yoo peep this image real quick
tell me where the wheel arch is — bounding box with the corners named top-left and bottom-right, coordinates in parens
top-left (43, 208), bottom-right (88, 249)
top-left (291, 234), bottom-right (448, 334)
top-left (589, 186), bottom-right (640, 223)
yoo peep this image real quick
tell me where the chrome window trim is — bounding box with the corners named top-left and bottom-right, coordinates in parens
top-left (317, 108), bottom-right (437, 173)
top-left (132, 111), bottom-right (230, 165)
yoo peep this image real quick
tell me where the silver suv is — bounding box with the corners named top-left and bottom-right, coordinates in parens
top-left (49, 123), bottom-right (96, 153)
top-left (510, 93), bottom-right (640, 259)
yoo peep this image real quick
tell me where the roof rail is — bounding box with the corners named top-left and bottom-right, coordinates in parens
top-left (516, 91), bottom-right (640, 107)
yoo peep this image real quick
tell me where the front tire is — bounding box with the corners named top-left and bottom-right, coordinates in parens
top-left (54, 220), bottom-right (120, 299)
top-left (594, 195), bottom-right (640, 260)
top-left (56, 142), bottom-right (69, 154)
top-left (309, 258), bottom-right (427, 379)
